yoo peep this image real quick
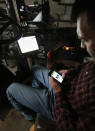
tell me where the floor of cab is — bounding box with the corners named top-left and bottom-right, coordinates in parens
top-left (0, 104), bottom-right (32, 131)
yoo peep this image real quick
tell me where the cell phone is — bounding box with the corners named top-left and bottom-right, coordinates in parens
top-left (49, 70), bottom-right (63, 83)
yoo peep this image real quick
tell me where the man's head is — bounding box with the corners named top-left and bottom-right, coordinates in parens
top-left (72, 0), bottom-right (95, 60)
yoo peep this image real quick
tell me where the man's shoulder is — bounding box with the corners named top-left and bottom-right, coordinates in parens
top-left (77, 61), bottom-right (95, 80)
top-left (84, 61), bottom-right (95, 68)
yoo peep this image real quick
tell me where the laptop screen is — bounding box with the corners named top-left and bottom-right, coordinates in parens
top-left (18, 36), bottom-right (39, 53)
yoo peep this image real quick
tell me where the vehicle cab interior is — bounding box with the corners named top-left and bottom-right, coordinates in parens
top-left (0, 0), bottom-right (91, 131)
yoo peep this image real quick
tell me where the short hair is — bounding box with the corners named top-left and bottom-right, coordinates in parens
top-left (71, 0), bottom-right (95, 28)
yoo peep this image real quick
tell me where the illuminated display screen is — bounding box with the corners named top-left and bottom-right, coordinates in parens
top-left (18, 36), bottom-right (39, 53)
top-left (51, 71), bottom-right (63, 83)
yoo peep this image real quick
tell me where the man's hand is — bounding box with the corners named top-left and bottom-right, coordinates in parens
top-left (59, 70), bottom-right (68, 79)
top-left (49, 69), bottom-right (68, 93)
top-left (49, 77), bottom-right (61, 93)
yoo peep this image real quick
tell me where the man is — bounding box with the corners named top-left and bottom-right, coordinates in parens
top-left (6, 0), bottom-right (95, 130)
top-left (51, 0), bottom-right (95, 130)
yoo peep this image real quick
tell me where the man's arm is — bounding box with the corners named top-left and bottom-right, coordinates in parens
top-left (49, 67), bottom-right (95, 130)
top-left (52, 91), bottom-right (95, 131)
